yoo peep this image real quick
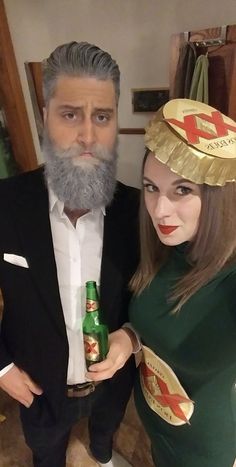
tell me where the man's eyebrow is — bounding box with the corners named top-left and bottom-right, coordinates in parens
top-left (93, 108), bottom-right (114, 114)
top-left (56, 105), bottom-right (81, 112)
top-left (57, 105), bottom-right (114, 113)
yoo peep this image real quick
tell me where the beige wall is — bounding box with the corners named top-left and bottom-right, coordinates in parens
top-left (4, 0), bottom-right (236, 187)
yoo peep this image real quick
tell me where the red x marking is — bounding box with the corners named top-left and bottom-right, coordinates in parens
top-left (166, 110), bottom-right (236, 145)
top-left (85, 341), bottom-right (98, 355)
top-left (141, 362), bottom-right (192, 423)
top-left (86, 300), bottom-right (97, 311)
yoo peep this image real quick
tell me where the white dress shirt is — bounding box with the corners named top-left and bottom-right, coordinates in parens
top-left (49, 189), bottom-right (105, 384)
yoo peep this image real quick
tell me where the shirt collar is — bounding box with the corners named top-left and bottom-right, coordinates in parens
top-left (48, 187), bottom-right (106, 217)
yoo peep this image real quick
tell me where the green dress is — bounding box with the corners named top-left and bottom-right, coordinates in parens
top-left (129, 245), bottom-right (236, 467)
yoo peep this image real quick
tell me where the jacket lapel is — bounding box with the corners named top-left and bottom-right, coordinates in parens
top-left (14, 169), bottom-right (66, 337)
top-left (100, 191), bottom-right (124, 328)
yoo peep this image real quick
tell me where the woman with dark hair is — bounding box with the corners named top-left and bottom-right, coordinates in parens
top-left (129, 99), bottom-right (236, 467)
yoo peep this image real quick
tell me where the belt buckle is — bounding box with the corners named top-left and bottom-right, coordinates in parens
top-left (67, 382), bottom-right (96, 398)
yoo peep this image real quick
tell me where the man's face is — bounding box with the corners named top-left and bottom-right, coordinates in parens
top-left (44, 75), bottom-right (118, 167)
top-left (42, 75), bottom-right (118, 211)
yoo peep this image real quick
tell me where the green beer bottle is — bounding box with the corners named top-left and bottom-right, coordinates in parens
top-left (83, 281), bottom-right (109, 369)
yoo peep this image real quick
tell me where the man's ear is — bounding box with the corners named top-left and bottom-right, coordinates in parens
top-left (43, 106), bottom-right (47, 123)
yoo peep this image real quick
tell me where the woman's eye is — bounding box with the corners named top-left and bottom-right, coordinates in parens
top-left (176, 186), bottom-right (192, 196)
top-left (143, 183), bottom-right (157, 193)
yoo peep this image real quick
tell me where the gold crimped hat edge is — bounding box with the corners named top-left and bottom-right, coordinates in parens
top-left (144, 103), bottom-right (236, 186)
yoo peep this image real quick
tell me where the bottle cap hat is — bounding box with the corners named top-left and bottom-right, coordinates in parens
top-left (145, 98), bottom-right (236, 186)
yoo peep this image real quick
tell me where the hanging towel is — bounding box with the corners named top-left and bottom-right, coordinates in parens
top-left (189, 54), bottom-right (209, 103)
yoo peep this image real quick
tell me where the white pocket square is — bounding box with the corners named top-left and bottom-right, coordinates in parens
top-left (3, 253), bottom-right (29, 268)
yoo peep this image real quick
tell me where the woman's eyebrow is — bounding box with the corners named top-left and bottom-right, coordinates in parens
top-left (143, 176), bottom-right (155, 183)
top-left (172, 178), bottom-right (195, 186)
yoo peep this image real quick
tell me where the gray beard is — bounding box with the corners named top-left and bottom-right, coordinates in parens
top-left (42, 131), bottom-right (118, 210)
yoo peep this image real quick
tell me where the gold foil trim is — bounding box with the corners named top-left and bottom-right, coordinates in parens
top-left (140, 345), bottom-right (194, 426)
top-left (145, 99), bottom-right (236, 186)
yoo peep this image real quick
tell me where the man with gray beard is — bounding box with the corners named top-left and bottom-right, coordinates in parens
top-left (43, 128), bottom-right (118, 211)
top-left (0, 42), bottom-right (139, 467)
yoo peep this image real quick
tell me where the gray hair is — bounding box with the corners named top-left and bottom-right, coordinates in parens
top-left (42, 41), bottom-right (120, 106)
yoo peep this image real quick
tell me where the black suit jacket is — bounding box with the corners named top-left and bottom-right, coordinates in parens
top-left (0, 168), bottom-right (139, 415)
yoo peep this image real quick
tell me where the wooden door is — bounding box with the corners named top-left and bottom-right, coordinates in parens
top-left (170, 25), bottom-right (236, 119)
top-left (0, 0), bottom-right (38, 172)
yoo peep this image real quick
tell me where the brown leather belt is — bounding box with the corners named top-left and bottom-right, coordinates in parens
top-left (67, 381), bottom-right (100, 398)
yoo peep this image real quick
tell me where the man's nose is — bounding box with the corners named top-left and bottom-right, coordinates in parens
top-left (154, 195), bottom-right (174, 219)
top-left (76, 117), bottom-right (96, 147)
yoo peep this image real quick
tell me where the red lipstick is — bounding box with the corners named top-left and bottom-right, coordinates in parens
top-left (158, 225), bottom-right (178, 235)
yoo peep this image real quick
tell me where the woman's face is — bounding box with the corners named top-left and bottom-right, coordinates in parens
top-left (143, 152), bottom-right (202, 246)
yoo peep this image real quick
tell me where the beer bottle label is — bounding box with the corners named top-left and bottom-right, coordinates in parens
top-left (86, 299), bottom-right (99, 312)
top-left (84, 333), bottom-right (101, 362)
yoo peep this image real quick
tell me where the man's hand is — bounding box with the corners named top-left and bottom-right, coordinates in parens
top-left (0, 365), bottom-right (43, 408)
top-left (86, 328), bottom-right (134, 381)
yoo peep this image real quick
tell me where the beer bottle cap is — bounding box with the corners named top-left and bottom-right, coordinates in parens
top-left (145, 98), bottom-right (236, 186)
